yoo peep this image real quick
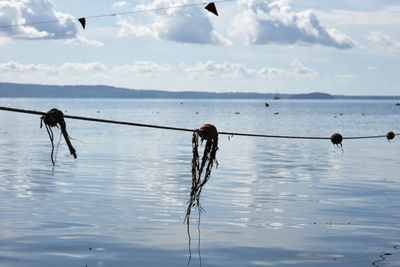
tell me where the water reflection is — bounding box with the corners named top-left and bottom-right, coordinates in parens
top-left (186, 209), bottom-right (203, 266)
top-left (1, 99), bottom-right (400, 266)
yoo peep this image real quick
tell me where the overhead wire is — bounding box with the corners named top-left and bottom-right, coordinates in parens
top-left (0, 105), bottom-right (398, 141)
top-left (0, 0), bottom-right (235, 29)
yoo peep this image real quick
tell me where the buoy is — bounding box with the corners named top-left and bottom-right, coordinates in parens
top-left (386, 131), bottom-right (395, 141)
top-left (265, 103), bottom-right (269, 107)
top-left (331, 133), bottom-right (343, 149)
top-left (198, 124), bottom-right (218, 141)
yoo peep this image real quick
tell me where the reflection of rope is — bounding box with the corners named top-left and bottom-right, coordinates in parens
top-left (370, 244), bottom-right (400, 266)
top-left (1, 106), bottom-right (399, 141)
top-left (372, 252), bottom-right (392, 267)
top-left (0, 0), bottom-right (234, 29)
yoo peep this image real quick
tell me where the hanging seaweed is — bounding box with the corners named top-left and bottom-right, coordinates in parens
top-left (40, 108), bottom-right (77, 166)
top-left (186, 124), bottom-right (218, 222)
top-left (185, 124), bottom-right (218, 264)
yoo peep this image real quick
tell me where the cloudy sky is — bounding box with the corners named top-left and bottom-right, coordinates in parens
top-left (0, 0), bottom-right (399, 95)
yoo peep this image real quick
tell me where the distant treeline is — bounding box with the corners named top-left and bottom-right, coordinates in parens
top-left (1, 82), bottom-right (399, 100)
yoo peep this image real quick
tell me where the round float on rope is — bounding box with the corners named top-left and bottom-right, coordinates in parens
top-left (198, 124), bottom-right (218, 140)
top-left (330, 133), bottom-right (343, 146)
top-left (386, 131), bottom-right (395, 141)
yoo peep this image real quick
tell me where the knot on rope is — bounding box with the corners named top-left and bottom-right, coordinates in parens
top-left (185, 124), bottom-right (219, 223)
top-left (40, 108), bottom-right (77, 166)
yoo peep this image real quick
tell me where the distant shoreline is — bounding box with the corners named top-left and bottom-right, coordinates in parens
top-left (1, 82), bottom-right (400, 100)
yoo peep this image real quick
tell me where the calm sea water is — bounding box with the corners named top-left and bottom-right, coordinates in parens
top-left (0, 98), bottom-right (400, 267)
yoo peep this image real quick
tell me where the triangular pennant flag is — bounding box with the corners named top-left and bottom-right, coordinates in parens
top-left (78, 17), bottom-right (86, 29)
top-left (205, 2), bottom-right (218, 16)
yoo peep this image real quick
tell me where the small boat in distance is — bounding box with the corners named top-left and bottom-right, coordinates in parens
top-left (273, 96), bottom-right (280, 100)
top-left (396, 102), bottom-right (400, 106)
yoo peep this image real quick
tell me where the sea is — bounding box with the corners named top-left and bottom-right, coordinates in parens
top-left (0, 98), bottom-right (400, 267)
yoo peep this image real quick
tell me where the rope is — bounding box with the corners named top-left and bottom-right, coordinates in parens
top-left (0, 105), bottom-right (398, 140)
top-left (0, 0), bottom-right (235, 29)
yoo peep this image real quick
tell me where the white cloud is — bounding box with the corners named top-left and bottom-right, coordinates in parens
top-left (58, 35), bottom-right (104, 46)
top-left (0, 61), bottom-right (108, 77)
top-left (111, 61), bottom-right (174, 77)
top-left (117, 18), bottom-right (156, 38)
top-left (61, 62), bottom-right (107, 72)
top-left (257, 66), bottom-right (289, 76)
top-left (112, 1), bottom-right (131, 9)
top-left (228, 0), bottom-right (356, 49)
top-left (0, 61), bottom-right (57, 74)
top-left (117, 0), bottom-right (231, 45)
top-left (290, 60), bottom-right (319, 77)
top-left (183, 61), bottom-right (256, 78)
top-left (0, 61), bottom-right (174, 80)
top-left (0, 35), bottom-right (13, 45)
top-left (335, 74), bottom-right (358, 82)
top-left (0, 60), bottom-right (318, 84)
top-left (0, 0), bottom-right (78, 40)
top-left (183, 60), bottom-right (318, 79)
top-left (314, 6), bottom-right (400, 27)
top-left (368, 31), bottom-right (400, 52)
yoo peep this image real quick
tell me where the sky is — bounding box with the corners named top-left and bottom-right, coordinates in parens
top-left (0, 0), bottom-right (399, 95)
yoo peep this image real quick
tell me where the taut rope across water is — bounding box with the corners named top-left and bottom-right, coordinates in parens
top-left (1, 106), bottom-right (398, 141)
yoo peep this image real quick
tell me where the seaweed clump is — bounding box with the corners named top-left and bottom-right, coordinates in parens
top-left (40, 108), bottom-right (77, 166)
top-left (185, 124), bottom-right (219, 223)
top-left (185, 124), bottom-right (218, 264)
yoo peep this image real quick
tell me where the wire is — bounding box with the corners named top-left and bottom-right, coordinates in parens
top-left (0, 0), bottom-right (235, 29)
top-left (0, 105), bottom-right (398, 141)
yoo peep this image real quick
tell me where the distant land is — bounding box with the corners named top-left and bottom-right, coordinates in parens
top-left (1, 82), bottom-right (399, 100)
